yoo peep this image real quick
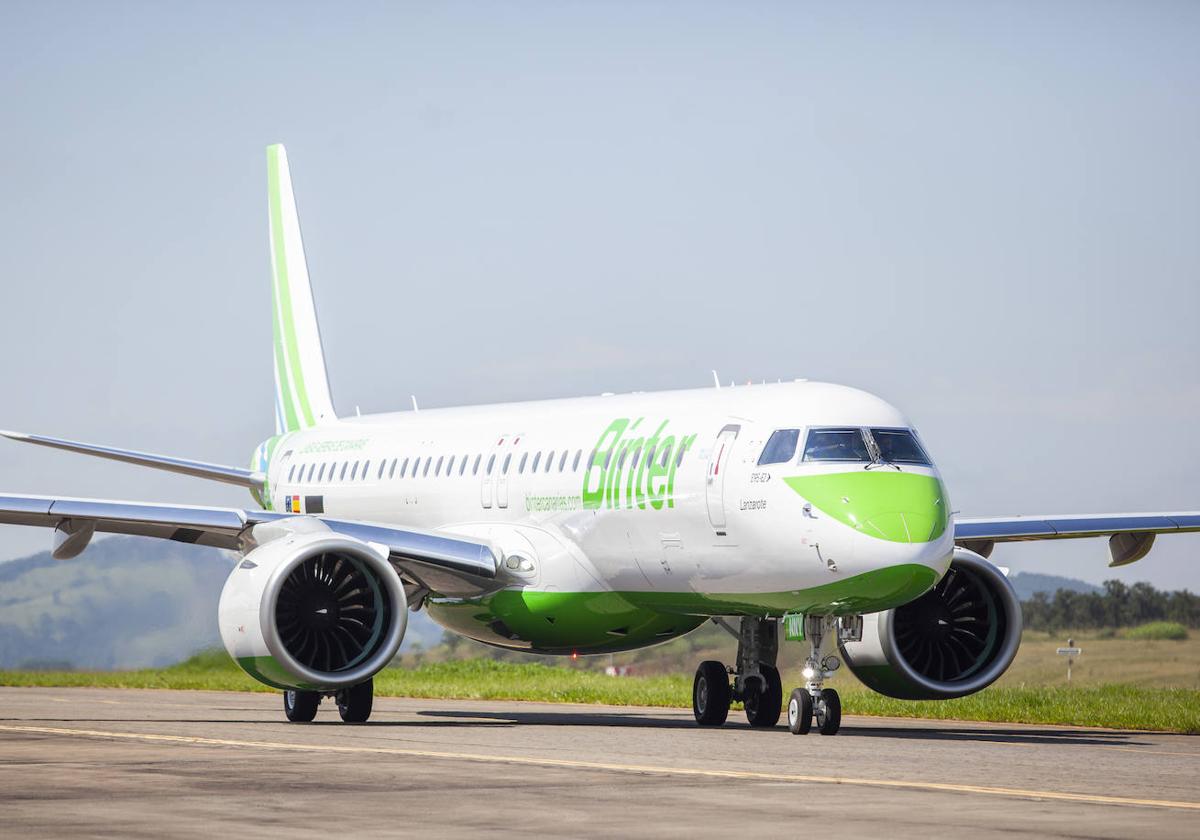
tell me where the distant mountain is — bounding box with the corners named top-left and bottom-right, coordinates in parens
top-left (1009, 572), bottom-right (1101, 601)
top-left (0, 536), bottom-right (444, 670)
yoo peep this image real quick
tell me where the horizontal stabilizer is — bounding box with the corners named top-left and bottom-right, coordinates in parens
top-left (0, 430), bottom-right (264, 489)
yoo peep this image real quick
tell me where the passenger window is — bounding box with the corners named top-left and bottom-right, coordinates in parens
top-left (350, 462), bottom-right (359, 481)
top-left (802, 428), bottom-right (872, 462)
top-left (574, 449), bottom-right (583, 471)
top-left (362, 460), bottom-right (370, 480)
top-left (559, 450), bottom-right (568, 472)
top-left (630, 446), bottom-right (642, 470)
top-left (661, 448), bottom-right (670, 468)
top-left (502, 453), bottom-right (512, 474)
top-left (545, 450), bottom-right (554, 473)
top-left (675, 446), bottom-right (686, 469)
top-left (339, 462), bottom-right (348, 481)
top-left (447, 455), bottom-right (455, 476)
top-left (644, 445), bottom-right (655, 467)
top-left (758, 429), bottom-right (800, 466)
top-left (871, 429), bottom-right (932, 466)
top-left (531, 452), bottom-right (541, 473)
top-left (519, 453), bottom-right (528, 474)
top-left (287, 465), bottom-right (296, 482)
top-left (436, 455), bottom-right (444, 476)
top-left (400, 457), bottom-right (409, 478)
top-left (459, 455), bottom-right (468, 476)
top-left (318, 463), bottom-right (326, 482)
top-left (487, 454), bottom-right (496, 475)
top-left (603, 449), bottom-right (613, 469)
top-left (423, 458), bottom-right (432, 477)
top-left (473, 454), bottom-right (482, 475)
top-left (388, 459), bottom-right (397, 479)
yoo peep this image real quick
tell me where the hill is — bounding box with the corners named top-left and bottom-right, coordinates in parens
top-left (1008, 571), bottom-right (1100, 600)
top-left (0, 536), bottom-right (444, 670)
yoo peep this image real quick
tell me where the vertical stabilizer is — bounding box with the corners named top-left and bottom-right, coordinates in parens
top-left (267, 144), bottom-right (336, 434)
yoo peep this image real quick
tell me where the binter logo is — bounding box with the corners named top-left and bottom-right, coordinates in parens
top-left (582, 418), bottom-right (697, 511)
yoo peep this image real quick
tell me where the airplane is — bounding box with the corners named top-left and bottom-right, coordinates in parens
top-left (3, 144), bottom-right (1197, 734)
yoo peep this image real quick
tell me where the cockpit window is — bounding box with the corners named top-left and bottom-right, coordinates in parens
top-left (871, 428), bottom-right (931, 465)
top-left (802, 428), bottom-right (872, 462)
top-left (758, 429), bottom-right (800, 465)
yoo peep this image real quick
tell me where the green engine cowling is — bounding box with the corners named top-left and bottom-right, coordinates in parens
top-left (218, 527), bottom-right (408, 691)
top-left (837, 548), bottom-right (1022, 700)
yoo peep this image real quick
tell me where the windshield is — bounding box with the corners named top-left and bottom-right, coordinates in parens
top-left (871, 428), bottom-right (931, 465)
top-left (802, 428), bottom-right (872, 462)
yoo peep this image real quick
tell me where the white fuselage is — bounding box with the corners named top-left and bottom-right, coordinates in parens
top-left (262, 380), bottom-right (954, 618)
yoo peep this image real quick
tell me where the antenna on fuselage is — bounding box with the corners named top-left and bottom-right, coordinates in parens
top-left (711, 370), bottom-right (721, 389)
top-left (411, 395), bottom-right (419, 412)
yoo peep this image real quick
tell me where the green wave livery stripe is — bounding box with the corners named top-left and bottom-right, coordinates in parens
top-left (784, 472), bottom-right (948, 543)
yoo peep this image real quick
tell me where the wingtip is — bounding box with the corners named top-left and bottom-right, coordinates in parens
top-left (0, 429), bottom-right (28, 441)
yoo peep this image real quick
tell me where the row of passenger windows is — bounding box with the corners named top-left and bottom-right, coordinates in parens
top-left (284, 443), bottom-right (689, 486)
top-left (758, 427), bottom-right (931, 467)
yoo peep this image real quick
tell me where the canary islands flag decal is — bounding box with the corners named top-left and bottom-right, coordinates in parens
top-left (285, 495), bottom-right (302, 514)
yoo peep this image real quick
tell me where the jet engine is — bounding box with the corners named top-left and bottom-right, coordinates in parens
top-left (838, 548), bottom-right (1021, 700)
top-left (218, 529), bottom-right (407, 691)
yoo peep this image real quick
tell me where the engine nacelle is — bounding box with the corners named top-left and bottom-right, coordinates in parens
top-left (218, 530), bottom-right (407, 691)
top-left (838, 548), bottom-right (1022, 700)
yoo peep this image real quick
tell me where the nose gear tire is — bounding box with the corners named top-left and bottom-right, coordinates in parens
top-left (816, 688), bottom-right (841, 735)
top-left (693, 660), bottom-right (731, 726)
top-left (787, 687), bottom-right (813, 735)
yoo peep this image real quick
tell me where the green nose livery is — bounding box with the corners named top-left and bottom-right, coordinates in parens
top-left (784, 472), bottom-right (948, 543)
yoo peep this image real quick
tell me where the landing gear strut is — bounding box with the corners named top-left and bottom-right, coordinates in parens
top-left (691, 617), bottom-right (782, 728)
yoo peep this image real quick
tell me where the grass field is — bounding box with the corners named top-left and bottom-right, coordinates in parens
top-left (2, 649), bottom-right (1198, 733)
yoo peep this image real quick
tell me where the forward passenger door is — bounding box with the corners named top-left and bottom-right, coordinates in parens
top-left (705, 424), bottom-right (740, 532)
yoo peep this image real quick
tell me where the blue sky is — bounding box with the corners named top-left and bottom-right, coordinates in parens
top-left (1, 2), bottom-right (1198, 588)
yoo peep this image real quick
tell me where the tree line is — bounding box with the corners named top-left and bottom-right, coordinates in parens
top-left (1021, 580), bottom-right (1200, 631)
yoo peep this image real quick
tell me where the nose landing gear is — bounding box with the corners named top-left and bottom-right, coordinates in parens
top-left (786, 615), bottom-right (848, 736)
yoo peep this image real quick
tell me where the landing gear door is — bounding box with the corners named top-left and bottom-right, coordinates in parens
top-left (706, 424), bottom-right (740, 532)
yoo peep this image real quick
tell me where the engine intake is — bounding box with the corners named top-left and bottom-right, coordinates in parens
top-left (839, 548), bottom-right (1021, 700)
top-left (219, 530), bottom-right (407, 691)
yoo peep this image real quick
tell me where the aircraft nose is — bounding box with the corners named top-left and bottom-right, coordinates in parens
top-left (783, 471), bottom-right (949, 544)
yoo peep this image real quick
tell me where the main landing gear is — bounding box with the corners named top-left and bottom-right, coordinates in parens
top-left (282, 677), bottom-right (374, 723)
top-left (691, 614), bottom-right (856, 736)
top-left (692, 617), bottom-right (782, 729)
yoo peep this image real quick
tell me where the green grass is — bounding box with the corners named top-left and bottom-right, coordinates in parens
top-left (2, 653), bottom-right (1198, 733)
top-left (1121, 621), bottom-right (1190, 641)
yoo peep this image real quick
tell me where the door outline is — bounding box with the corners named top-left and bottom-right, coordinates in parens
top-left (706, 424), bottom-right (741, 531)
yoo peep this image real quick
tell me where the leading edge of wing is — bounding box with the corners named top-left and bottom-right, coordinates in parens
top-left (955, 512), bottom-right (1200, 542)
top-left (0, 492), bottom-right (499, 590)
top-left (0, 430), bottom-right (264, 489)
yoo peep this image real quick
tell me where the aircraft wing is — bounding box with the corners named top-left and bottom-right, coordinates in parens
top-left (954, 512), bottom-right (1200, 567)
top-left (0, 493), bottom-right (500, 595)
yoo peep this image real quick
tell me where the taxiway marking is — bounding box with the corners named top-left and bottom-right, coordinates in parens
top-left (1, 723), bottom-right (1198, 811)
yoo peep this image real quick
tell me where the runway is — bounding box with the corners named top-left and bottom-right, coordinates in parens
top-left (0, 687), bottom-right (1197, 838)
